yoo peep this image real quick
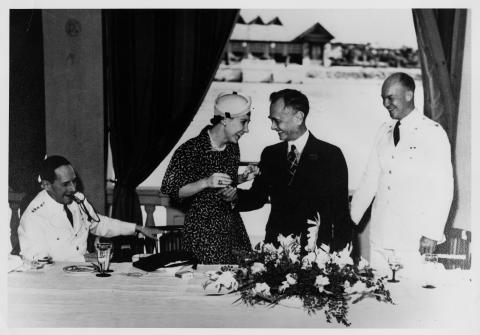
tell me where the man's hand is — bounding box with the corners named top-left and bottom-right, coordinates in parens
top-left (238, 164), bottom-right (260, 184)
top-left (135, 225), bottom-right (164, 240)
top-left (217, 185), bottom-right (238, 202)
top-left (419, 236), bottom-right (437, 255)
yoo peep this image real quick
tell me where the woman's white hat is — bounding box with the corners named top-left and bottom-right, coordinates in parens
top-left (214, 91), bottom-right (252, 118)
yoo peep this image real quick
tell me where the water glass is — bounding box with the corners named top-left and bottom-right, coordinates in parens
top-left (95, 242), bottom-right (112, 277)
top-left (387, 255), bottom-right (401, 283)
top-left (422, 253), bottom-right (438, 289)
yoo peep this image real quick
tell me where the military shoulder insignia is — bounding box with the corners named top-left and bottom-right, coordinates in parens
top-left (31, 201), bottom-right (45, 213)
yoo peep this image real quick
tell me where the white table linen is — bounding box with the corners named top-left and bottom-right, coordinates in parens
top-left (7, 262), bottom-right (475, 328)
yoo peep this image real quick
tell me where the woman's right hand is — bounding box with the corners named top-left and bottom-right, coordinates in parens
top-left (204, 173), bottom-right (232, 188)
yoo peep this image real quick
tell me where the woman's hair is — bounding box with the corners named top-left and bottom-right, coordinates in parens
top-left (210, 115), bottom-right (225, 125)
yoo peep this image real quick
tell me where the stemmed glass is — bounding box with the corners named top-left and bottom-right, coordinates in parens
top-left (95, 241), bottom-right (113, 277)
top-left (387, 255), bottom-right (401, 283)
top-left (422, 253), bottom-right (438, 289)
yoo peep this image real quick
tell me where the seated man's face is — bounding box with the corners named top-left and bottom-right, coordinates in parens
top-left (46, 165), bottom-right (77, 204)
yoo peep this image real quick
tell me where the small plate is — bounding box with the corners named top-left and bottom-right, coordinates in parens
top-left (63, 265), bottom-right (95, 274)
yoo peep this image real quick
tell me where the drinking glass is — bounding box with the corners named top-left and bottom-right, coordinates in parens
top-left (387, 255), bottom-right (401, 283)
top-left (422, 253), bottom-right (438, 289)
top-left (95, 242), bottom-right (112, 277)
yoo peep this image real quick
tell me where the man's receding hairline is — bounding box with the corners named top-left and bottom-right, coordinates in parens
top-left (384, 74), bottom-right (413, 92)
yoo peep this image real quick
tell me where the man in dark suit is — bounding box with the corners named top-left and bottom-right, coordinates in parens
top-left (234, 89), bottom-right (352, 251)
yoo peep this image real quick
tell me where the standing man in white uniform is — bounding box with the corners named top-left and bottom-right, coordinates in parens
top-left (18, 155), bottom-right (162, 262)
top-left (350, 72), bottom-right (453, 274)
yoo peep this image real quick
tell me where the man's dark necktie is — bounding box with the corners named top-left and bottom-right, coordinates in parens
top-left (64, 204), bottom-right (74, 227)
top-left (393, 121), bottom-right (401, 146)
top-left (287, 144), bottom-right (299, 185)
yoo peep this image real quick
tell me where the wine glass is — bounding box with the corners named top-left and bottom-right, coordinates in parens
top-left (95, 241), bottom-right (112, 277)
top-left (422, 253), bottom-right (438, 289)
top-left (387, 255), bottom-right (401, 283)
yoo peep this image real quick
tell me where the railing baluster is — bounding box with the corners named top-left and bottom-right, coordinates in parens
top-left (9, 200), bottom-right (21, 255)
top-left (144, 204), bottom-right (156, 253)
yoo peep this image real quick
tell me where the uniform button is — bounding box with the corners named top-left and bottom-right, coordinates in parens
top-left (76, 246), bottom-right (79, 250)
top-left (391, 155), bottom-right (395, 159)
top-left (389, 170), bottom-right (392, 174)
top-left (57, 237), bottom-right (60, 240)
top-left (387, 186), bottom-right (391, 190)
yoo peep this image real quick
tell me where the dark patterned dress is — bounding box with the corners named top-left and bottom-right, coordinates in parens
top-left (161, 127), bottom-right (252, 264)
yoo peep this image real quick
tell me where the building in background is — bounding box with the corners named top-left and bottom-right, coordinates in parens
top-left (227, 15), bottom-right (334, 65)
top-left (225, 15), bottom-right (420, 68)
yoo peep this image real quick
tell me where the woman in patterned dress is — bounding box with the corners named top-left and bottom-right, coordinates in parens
top-left (161, 92), bottom-right (258, 264)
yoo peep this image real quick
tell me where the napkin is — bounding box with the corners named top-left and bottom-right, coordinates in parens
top-left (8, 254), bottom-right (23, 272)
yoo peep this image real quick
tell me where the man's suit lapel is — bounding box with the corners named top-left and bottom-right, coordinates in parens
top-left (274, 141), bottom-right (290, 186)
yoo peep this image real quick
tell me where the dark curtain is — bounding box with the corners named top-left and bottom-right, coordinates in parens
top-left (103, 9), bottom-right (239, 227)
top-left (412, 9), bottom-right (467, 147)
top-left (9, 9), bottom-right (46, 210)
top-left (412, 9), bottom-right (468, 241)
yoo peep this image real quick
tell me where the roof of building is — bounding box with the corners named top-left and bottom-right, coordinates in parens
top-left (230, 15), bottom-right (334, 43)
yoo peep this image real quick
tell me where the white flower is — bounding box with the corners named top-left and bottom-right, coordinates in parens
top-left (213, 271), bottom-right (238, 292)
top-left (301, 251), bottom-right (317, 269)
top-left (250, 262), bottom-right (266, 274)
top-left (277, 234), bottom-right (300, 255)
top-left (205, 270), bottom-right (220, 280)
top-left (262, 243), bottom-right (278, 254)
top-left (277, 234), bottom-right (296, 247)
top-left (314, 246), bottom-right (332, 269)
top-left (285, 273), bottom-right (297, 285)
top-left (278, 281), bottom-right (290, 293)
top-left (288, 252), bottom-right (300, 264)
top-left (305, 213), bottom-right (321, 252)
top-left (357, 257), bottom-right (370, 270)
top-left (344, 280), bottom-right (370, 295)
top-left (331, 244), bottom-right (354, 268)
top-left (252, 282), bottom-right (271, 296)
top-left (315, 275), bottom-right (330, 293)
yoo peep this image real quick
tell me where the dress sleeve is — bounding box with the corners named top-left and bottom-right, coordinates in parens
top-left (161, 142), bottom-right (199, 202)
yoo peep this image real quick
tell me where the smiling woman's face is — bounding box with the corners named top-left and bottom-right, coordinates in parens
top-left (224, 113), bottom-right (251, 143)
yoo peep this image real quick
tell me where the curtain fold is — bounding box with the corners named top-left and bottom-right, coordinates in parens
top-left (103, 9), bottom-right (239, 228)
top-left (412, 9), bottom-right (467, 147)
top-left (412, 9), bottom-right (469, 234)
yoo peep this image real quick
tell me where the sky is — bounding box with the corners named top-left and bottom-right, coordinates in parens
top-left (240, 9), bottom-right (419, 49)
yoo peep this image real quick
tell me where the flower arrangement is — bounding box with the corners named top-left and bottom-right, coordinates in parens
top-left (203, 214), bottom-right (394, 326)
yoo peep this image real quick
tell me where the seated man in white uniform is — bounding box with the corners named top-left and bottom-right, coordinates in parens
top-left (350, 72), bottom-right (453, 275)
top-left (18, 155), bottom-right (162, 262)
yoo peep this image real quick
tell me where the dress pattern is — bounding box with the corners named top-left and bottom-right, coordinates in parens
top-left (161, 127), bottom-right (252, 264)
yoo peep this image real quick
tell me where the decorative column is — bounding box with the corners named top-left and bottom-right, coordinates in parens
top-left (42, 10), bottom-right (105, 212)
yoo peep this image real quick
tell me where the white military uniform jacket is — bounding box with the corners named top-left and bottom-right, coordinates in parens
top-left (350, 108), bottom-right (453, 251)
top-left (18, 190), bottom-right (136, 262)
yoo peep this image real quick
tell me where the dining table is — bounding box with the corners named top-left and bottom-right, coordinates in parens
top-left (7, 260), bottom-right (477, 329)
